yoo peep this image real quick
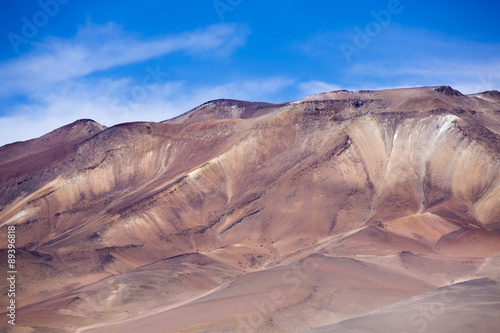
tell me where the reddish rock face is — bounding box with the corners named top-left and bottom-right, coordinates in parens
top-left (1, 86), bottom-right (500, 332)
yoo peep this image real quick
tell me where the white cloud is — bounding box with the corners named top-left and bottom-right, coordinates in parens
top-left (298, 80), bottom-right (342, 97)
top-left (192, 77), bottom-right (296, 103)
top-left (0, 21), bottom-right (255, 147)
top-left (0, 76), bottom-right (296, 147)
top-left (297, 25), bottom-right (500, 93)
top-left (349, 59), bottom-right (500, 94)
top-left (0, 22), bottom-right (250, 97)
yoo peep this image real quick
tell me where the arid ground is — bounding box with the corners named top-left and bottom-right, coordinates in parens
top-left (1, 86), bottom-right (500, 332)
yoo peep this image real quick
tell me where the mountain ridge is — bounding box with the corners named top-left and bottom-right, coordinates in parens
top-left (1, 85), bottom-right (500, 332)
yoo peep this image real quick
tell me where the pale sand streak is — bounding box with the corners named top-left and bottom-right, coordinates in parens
top-left (75, 283), bottom-right (229, 333)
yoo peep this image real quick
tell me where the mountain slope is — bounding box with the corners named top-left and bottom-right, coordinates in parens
top-left (1, 86), bottom-right (500, 332)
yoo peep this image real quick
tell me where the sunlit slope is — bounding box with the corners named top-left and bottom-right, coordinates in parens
top-left (1, 86), bottom-right (499, 332)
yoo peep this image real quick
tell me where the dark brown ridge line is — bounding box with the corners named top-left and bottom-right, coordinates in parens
top-left (220, 208), bottom-right (264, 234)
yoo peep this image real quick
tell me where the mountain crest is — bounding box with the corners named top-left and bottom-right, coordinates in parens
top-left (1, 86), bottom-right (500, 332)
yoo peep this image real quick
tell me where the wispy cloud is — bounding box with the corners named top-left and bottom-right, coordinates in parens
top-left (0, 75), bottom-right (296, 147)
top-left (0, 22), bottom-right (250, 97)
top-left (298, 80), bottom-right (342, 96)
top-left (297, 25), bottom-right (500, 93)
top-left (350, 59), bottom-right (500, 94)
top-left (6, 20), bottom-right (498, 148)
top-left (0, 21), bottom-right (256, 146)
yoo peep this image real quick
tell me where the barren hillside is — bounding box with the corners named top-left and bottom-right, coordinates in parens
top-left (1, 86), bottom-right (500, 332)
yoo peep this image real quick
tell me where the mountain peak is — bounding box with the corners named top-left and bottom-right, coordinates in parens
top-left (1, 86), bottom-right (500, 332)
top-left (166, 98), bottom-right (286, 124)
top-left (434, 85), bottom-right (464, 97)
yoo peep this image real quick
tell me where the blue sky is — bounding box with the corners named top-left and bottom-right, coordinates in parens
top-left (0, 0), bottom-right (499, 146)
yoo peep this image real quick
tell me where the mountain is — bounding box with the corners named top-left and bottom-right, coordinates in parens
top-left (1, 86), bottom-right (500, 332)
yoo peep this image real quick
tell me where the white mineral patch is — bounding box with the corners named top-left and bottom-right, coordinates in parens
top-left (437, 114), bottom-right (459, 137)
top-left (4, 206), bottom-right (39, 225)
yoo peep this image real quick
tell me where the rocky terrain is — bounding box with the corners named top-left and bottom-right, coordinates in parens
top-left (1, 86), bottom-right (499, 332)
